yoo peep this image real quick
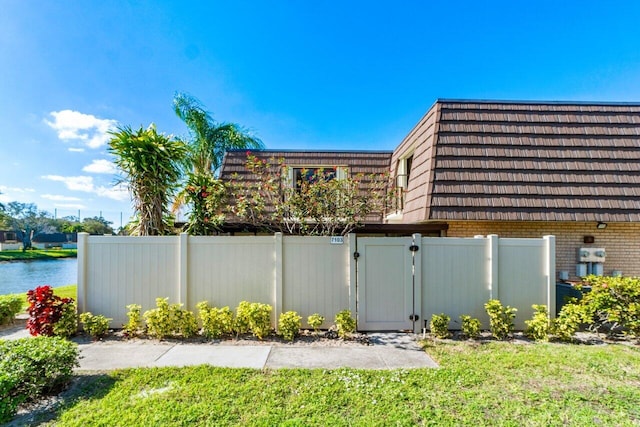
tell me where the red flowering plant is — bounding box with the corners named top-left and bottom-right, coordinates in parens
top-left (183, 171), bottom-right (226, 235)
top-left (26, 285), bottom-right (75, 336)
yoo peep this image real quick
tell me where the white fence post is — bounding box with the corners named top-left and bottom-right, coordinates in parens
top-left (77, 232), bottom-right (89, 313)
top-left (348, 233), bottom-right (357, 319)
top-left (488, 234), bottom-right (499, 300)
top-left (274, 232), bottom-right (283, 330)
top-left (412, 233), bottom-right (422, 334)
top-left (544, 235), bottom-right (556, 319)
top-left (179, 233), bottom-right (189, 307)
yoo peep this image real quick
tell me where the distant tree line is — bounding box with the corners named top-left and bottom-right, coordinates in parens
top-left (0, 199), bottom-right (115, 250)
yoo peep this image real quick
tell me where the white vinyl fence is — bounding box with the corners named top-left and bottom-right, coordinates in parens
top-left (77, 233), bottom-right (554, 332)
top-left (78, 233), bottom-right (354, 329)
top-left (419, 235), bottom-right (555, 331)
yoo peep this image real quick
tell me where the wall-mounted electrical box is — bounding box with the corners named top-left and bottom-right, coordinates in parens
top-left (578, 247), bottom-right (606, 263)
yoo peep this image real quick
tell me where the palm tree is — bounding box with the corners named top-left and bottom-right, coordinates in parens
top-left (172, 93), bottom-right (263, 233)
top-left (173, 92), bottom-right (263, 176)
top-left (108, 124), bottom-right (187, 236)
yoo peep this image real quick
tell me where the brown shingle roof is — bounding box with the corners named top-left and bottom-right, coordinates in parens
top-left (220, 149), bottom-right (394, 223)
top-left (428, 100), bottom-right (640, 222)
top-left (220, 150), bottom-right (393, 181)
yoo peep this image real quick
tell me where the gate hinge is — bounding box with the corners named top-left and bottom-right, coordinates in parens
top-left (409, 314), bottom-right (419, 321)
top-left (353, 251), bottom-right (360, 259)
top-left (409, 244), bottom-right (419, 252)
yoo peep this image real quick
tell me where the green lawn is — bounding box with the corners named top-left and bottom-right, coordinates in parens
top-left (40, 341), bottom-right (640, 426)
top-left (0, 249), bottom-right (77, 261)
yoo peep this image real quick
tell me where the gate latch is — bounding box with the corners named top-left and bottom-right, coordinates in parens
top-left (409, 314), bottom-right (419, 321)
top-left (409, 244), bottom-right (419, 252)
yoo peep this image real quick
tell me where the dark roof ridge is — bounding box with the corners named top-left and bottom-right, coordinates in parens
top-left (226, 149), bottom-right (394, 154)
top-left (436, 98), bottom-right (640, 107)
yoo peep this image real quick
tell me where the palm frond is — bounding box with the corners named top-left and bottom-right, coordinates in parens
top-left (173, 92), bottom-right (263, 177)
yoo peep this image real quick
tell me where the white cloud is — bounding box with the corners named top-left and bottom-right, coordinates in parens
top-left (0, 186), bottom-right (36, 203)
top-left (45, 110), bottom-right (117, 149)
top-left (96, 183), bottom-right (129, 201)
top-left (42, 175), bottom-right (94, 192)
top-left (41, 175), bottom-right (129, 202)
top-left (0, 185), bottom-right (35, 193)
top-left (68, 147), bottom-right (85, 153)
top-left (41, 194), bottom-right (82, 202)
top-left (82, 159), bottom-right (117, 174)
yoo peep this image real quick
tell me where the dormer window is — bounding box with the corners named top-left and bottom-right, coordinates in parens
top-left (395, 154), bottom-right (413, 211)
top-left (290, 166), bottom-right (346, 189)
top-left (397, 155), bottom-right (413, 190)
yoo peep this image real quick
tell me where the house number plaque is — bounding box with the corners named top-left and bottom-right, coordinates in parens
top-left (330, 236), bottom-right (344, 245)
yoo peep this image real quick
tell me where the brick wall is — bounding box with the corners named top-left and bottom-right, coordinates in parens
top-left (445, 221), bottom-right (640, 280)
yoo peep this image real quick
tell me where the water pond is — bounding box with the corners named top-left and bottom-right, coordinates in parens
top-left (0, 258), bottom-right (77, 295)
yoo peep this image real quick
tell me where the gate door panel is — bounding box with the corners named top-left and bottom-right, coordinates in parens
top-left (357, 237), bottom-right (413, 331)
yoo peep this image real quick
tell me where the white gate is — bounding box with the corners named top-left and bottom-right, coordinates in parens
top-left (356, 237), bottom-right (415, 331)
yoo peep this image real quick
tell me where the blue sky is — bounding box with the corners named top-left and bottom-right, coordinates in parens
top-left (2, 1), bottom-right (640, 229)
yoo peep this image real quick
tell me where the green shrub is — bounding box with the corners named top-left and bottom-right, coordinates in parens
top-left (430, 313), bottom-right (451, 338)
top-left (0, 370), bottom-right (17, 423)
top-left (524, 304), bottom-right (551, 341)
top-left (79, 312), bottom-right (111, 338)
top-left (197, 301), bottom-right (234, 339)
top-left (0, 295), bottom-right (23, 326)
top-left (235, 301), bottom-right (272, 339)
top-left (460, 315), bottom-right (481, 339)
top-left (0, 337), bottom-right (78, 423)
top-left (53, 302), bottom-right (78, 338)
top-left (172, 306), bottom-right (198, 338)
top-left (580, 276), bottom-right (640, 338)
top-left (552, 302), bottom-right (588, 341)
top-left (234, 301), bottom-right (252, 335)
top-left (144, 298), bottom-right (174, 339)
top-left (334, 310), bottom-right (356, 339)
top-left (124, 304), bottom-right (142, 337)
top-left (143, 297), bottom-right (197, 339)
top-left (484, 299), bottom-right (517, 340)
top-left (307, 313), bottom-right (325, 333)
top-left (248, 303), bottom-right (273, 340)
top-left (278, 311), bottom-right (302, 341)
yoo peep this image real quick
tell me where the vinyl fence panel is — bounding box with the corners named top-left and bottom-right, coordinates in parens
top-left (78, 235), bottom-right (179, 327)
top-left (498, 237), bottom-right (555, 330)
top-left (282, 236), bottom-right (351, 327)
top-left (420, 237), bottom-right (491, 329)
top-left (187, 236), bottom-right (275, 311)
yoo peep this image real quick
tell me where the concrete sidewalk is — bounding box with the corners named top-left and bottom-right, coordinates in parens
top-left (1, 322), bottom-right (437, 370)
top-left (77, 335), bottom-right (437, 371)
